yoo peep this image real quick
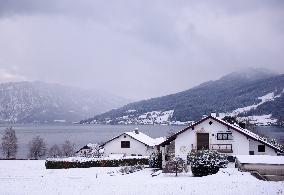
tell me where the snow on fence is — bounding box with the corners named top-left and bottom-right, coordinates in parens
top-left (45, 156), bottom-right (149, 169)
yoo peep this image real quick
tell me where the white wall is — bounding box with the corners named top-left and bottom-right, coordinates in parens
top-left (103, 134), bottom-right (154, 157)
top-left (174, 118), bottom-right (251, 160)
top-left (249, 139), bottom-right (277, 155)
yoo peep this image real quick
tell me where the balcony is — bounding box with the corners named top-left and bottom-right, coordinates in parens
top-left (210, 144), bottom-right (233, 153)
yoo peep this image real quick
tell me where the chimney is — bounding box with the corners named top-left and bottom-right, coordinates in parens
top-left (134, 128), bottom-right (139, 134)
top-left (202, 115), bottom-right (208, 119)
top-left (211, 113), bottom-right (217, 117)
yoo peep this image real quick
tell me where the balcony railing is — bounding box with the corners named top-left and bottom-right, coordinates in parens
top-left (210, 144), bottom-right (233, 153)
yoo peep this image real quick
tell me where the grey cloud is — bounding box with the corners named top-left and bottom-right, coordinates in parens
top-left (0, 0), bottom-right (283, 100)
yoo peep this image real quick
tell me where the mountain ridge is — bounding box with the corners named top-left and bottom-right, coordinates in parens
top-left (0, 81), bottom-right (128, 123)
top-left (81, 70), bottom-right (284, 125)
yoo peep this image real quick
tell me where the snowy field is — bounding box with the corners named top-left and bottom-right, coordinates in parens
top-left (0, 161), bottom-right (283, 195)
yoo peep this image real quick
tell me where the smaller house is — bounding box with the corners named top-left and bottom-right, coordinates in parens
top-left (102, 129), bottom-right (165, 157)
top-left (76, 143), bottom-right (104, 157)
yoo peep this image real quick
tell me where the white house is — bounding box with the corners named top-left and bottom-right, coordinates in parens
top-left (158, 115), bottom-right (283, 166)
top-left (102, 129), bottom-right (165, 157)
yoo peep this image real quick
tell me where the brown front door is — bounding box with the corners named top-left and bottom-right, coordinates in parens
top-left (197, 133), bottom-right (209, 150)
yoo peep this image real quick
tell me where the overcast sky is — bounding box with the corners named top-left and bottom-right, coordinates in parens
top-left (0, 0), bottom-right (283, 100)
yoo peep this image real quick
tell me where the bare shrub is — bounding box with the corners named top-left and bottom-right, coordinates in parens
top-left (48, 144), bottom-right (62, 158)
top-left (62, 140), bottom-right (75, 157)
top-left (1, 127), bottom-right (17, 159)
top-left (28, 136), bottom-right (47, 159)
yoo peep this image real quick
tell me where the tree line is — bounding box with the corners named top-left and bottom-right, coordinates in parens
top-left (0, 127), bottom-right (76, 159)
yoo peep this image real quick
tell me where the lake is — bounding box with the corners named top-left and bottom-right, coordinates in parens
top-left (0, 124), bottom-right (283, 158)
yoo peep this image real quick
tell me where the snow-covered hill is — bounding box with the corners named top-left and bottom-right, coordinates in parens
top-left (230, 90), bottom-right (284, 125)
top-left (231, 90), bottom-right (284, 115)
top-left (82, 70), bottom-right (284, 125)
top-left (89, 110), bottom-right (193, 125)
top-left (0, 81), bottom-right (128, 123)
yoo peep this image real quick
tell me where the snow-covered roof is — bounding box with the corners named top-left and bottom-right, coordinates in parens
top-left (86, 143), bottom-right (99, 149)
top-left (213, 116), bottom-right (283, 152)
top-left (236, 155), bottom-right (284, 165)
top-left (154, 137), bottom-right (166, 146)
top-left (76, 143), bottom-right (101, 153)
top-left (102, 130), bottom-right (165, 147)
top-left (159, 115), bottom-right (283, 153)
top-left (125, 131), bottom-right (166, 147)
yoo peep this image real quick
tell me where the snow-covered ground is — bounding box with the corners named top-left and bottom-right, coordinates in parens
top-left (0, 161), bottom-right (283, 195)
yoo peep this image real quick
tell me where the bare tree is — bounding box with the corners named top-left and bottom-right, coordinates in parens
top-left (62, 140), bottom-right (75, 157)
top-left (1, 127), bottom-right (17, 159)
top-left (48, 144), bottom-right (62, 158)
top-left (28, 136), bottom-right (47, 159)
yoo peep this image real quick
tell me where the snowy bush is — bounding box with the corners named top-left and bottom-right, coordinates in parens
top-left (149, 151), bottom-right (162, 169)
top-left (164, 157), bottom-right (186, 176)
top-left (187, 150), bottom-right (228, 177)
top-left (118, 165), bottom-right (144, 175)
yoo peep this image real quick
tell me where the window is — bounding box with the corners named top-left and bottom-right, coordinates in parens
top-left (217, 133), bottom-right (233, 140)
top-left (121, 141), bottom-right (130, 148)
top-left (258, 145), bottom-right (265, 152)
top-left (249, 151), bottom-right (254, 155)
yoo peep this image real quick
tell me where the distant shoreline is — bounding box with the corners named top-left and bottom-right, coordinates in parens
top-left (0, 122), bottom-right (283, 128)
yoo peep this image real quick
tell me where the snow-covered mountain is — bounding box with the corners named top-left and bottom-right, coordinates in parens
top-left (0, 81), bottom-right (129, 123)
top-left (81, 69), bottom-right (284, 126)
top-left (90, 109), bottom-right (194, 125)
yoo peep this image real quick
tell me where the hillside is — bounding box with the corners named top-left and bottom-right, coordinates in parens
top-left (81, 70), bottom-right (284, 125)
top-left (0, 81), bottom-right (128, 123)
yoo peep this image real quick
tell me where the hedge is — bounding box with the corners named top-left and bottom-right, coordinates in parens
top-left (45, 158), bottom-right (149, 169)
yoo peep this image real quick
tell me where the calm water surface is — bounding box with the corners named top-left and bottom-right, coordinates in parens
top-left (0, 124), bottom-right (183, 158)
top-left (0, 124), bottom-right (283, 158)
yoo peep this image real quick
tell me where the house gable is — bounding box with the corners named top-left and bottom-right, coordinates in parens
top-left (103, 133), bottom-right (153, 156)
top-left (159, 116), bottom-right (283, 153)
top-left (174, 118), bottom-right (250, 159)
